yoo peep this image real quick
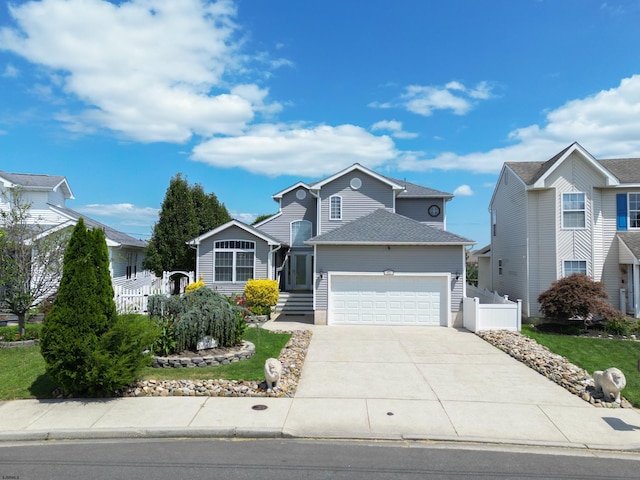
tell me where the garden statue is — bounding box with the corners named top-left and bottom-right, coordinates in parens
top-left (264, 358), bottom-right (283, 390)
top-left (593, 367), bottom-right (626, 403)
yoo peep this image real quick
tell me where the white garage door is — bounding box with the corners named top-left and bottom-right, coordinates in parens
top-left (329, 274), bottom-right (448, 326)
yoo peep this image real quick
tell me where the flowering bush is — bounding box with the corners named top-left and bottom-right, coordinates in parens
top-left (0, 325), bottom-right (41, 342)
top-left (185, 278), bottom-right (205, 293)
top-left (244, 279), bottom-right (279, 316)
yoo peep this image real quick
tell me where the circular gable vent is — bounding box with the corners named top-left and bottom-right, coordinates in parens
top-left (350, 177), bottom-right (362, 190)
top-left (296, 189), bottom-right (307, 200)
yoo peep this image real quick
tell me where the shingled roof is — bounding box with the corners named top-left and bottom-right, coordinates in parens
top-left (506, 143), bottom-right (640, 186)
top-left (0, 171), bottom-right (74, 198)
top-left (618, 232), bottom-right (640, 260)
top-left (307, 209), bottom-right (474, 245)
top-left (51, 206), bottom-right (146, 248)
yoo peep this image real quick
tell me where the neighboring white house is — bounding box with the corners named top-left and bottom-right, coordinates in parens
top-left (486, 142), bottom-right (640, 319)
top-left (0, 171), bottom-right (148, 291)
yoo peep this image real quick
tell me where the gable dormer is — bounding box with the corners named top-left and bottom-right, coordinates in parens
top-left (0, 171), bottom-right (74, 209)
top-left (310, 164), bottom-right (404, 235)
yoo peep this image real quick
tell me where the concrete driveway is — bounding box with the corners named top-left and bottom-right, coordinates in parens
top-left (282, 326), bottom-right (640, 448)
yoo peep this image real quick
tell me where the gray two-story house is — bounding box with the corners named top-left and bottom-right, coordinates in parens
top-left (488, 142), bottom-right (640, 319)
top-left (188, 163), bottom-right (475, 326)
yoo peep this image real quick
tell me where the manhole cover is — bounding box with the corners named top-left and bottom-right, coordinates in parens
top-left (252, 404), bottom-right (268, 411)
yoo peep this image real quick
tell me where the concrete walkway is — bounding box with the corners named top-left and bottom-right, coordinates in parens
top-left (1, 322), bottom-right (640, 451)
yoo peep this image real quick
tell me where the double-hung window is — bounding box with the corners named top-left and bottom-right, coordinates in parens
top-left (214, 240), bottom-right (255, 282)
top-left (562, 192), bottom-right (586, 229)
top-left (563, 260), bottom-right (587, 276)
top-left (329, 195), bottom-right (342, 220)
top-left (629, 193), bottom-right (640, 229)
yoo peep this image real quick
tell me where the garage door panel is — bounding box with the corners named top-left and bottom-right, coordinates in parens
top-left (329, 275), bottom-right (447, 326)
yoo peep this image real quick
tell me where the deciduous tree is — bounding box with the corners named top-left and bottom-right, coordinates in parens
top-left (0, 188), bottom-right (69, 335)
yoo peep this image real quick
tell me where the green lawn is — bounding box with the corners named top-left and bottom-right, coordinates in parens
top-left (522, 324), bottom-right (640, 407)
top-left (138, 327), bottom-right (291, 381)
top-left (0, 346), bottom-right (57, 400)
top-left (0, 327), bottom-right (290, 400)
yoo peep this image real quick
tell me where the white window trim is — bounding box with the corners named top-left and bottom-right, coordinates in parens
top-left (561, 192), bottom-right (586, 230)
top-left (329, 195), bottom-right (342, 220)
top-left (629, 192), bottom-right (640, 230)
top-left (213, 240), bottom-right (256, 283)
top-left (290, 220), bottom-right (312, 246)
top-left (562, 259), bottom-right (588, 277)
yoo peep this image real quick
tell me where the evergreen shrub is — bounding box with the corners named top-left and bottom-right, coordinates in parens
top-left (40, 220), bottom-right (158, 396)
top-left (149, 287), bottom-right (247, 353)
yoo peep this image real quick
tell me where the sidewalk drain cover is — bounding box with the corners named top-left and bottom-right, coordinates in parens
top-left (252, 404), bottom-right (268, 411)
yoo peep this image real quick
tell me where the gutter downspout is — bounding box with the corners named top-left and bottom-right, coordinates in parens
top-left (269, 244), bottom-right (282, 281)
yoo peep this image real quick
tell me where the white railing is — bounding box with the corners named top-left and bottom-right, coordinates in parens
top-left (463, 286), bottom-right (522, 332)
top-left (114, 285), bottom-right (163, 314)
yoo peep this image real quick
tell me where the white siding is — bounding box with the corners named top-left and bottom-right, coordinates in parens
top-left (527, 189), bottom-right (556, 316)
top-left (490, 168), bottom-right (530, 314)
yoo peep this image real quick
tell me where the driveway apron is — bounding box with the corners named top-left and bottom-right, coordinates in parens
top-left (283, 326), bottom-right (640, 448)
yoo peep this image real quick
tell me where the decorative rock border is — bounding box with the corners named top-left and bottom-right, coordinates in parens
top-left (151, 340), bottom-right (255, 368)
top-left (477, 330), bottom-right (634, 408)
top-left (120, 330), bottom-right (312, 398)
top-left (0, 339), bottom-right (38, 349)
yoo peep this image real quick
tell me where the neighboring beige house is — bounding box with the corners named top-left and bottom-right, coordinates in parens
top-left (0, 171), bottom-right (148, 290)
top-left (486, 142), bottom-right (640, 319)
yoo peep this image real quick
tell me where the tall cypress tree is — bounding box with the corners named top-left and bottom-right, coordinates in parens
top-left (41, 218), bottom-right (106, 393)
top-left (143, 174), bottom-right (230, 276)
top-left (41, 219), bottom-right (155, 396)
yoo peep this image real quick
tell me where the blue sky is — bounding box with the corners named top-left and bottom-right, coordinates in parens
top-left (1, 0), bottom-right (640, 249)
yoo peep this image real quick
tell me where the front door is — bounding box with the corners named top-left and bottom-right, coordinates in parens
top-left (291, 253), bottom-right (312, 290)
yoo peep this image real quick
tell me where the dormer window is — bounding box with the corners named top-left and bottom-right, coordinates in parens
top-left (330, 195), bottom-right (342, 220)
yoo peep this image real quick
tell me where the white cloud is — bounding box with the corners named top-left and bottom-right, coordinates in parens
top-left (0, 0), bottom-right (267, 142)
top-left (453, 185), bottom-right (474, 196)
top-left (229, 211), bottom-right (258, 224)
top-left (373, 81), bottom-right (495, 117)
top-left (398, 75), bottom-right (640, 174)
top-left (2, 64), bottom-right (18, 77)
top-left (75, 203), bottom-right (159, 226)
top-left (191, 123), bottom-right (397, 177)
top-left (370, 119), bottom-right (418, 139)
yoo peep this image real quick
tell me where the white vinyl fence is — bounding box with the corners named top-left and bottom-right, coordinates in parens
top-left (463, 285), bottom-right (522, 332)
top-left (114, 285), bottom-right (163, 314)
top-left (113, 271), bottom-right (195, 314)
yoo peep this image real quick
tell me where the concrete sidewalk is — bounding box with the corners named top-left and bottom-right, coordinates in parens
top-left (1, 323), bottom-right (640, 451)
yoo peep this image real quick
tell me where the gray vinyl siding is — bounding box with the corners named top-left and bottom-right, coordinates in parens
top-left (319, 174), bottom-right (394, 234)
top-left (314, 244), bottom-right (464, 311)
top-left (490, 167), bottom-right (530, 313)
top-left (196, 225), bottom-right (270, 296)
top-left (258, 188), bottom-right (316, 244)
top-left (396, 198), bottom-right (445, 229)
